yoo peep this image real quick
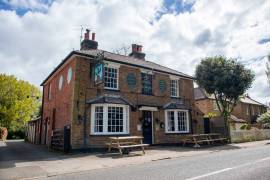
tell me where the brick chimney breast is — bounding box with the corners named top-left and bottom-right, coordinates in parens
top-left (80, 29), bottom-right (98, 50)
top-left (129, 44), bottom-right (146, 60)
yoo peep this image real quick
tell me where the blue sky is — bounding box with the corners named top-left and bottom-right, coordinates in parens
top-left (0, 0), bottom-right (53, 15)
top-left (0, 0), bottom-right (269, 104)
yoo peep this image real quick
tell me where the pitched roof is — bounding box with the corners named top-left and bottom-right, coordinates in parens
top-left (194, 87), bottom-right (208, 100)
top-left (194, 87), bottom-right (266, 106)
top-left (76, 49), bottom-right (193, 78)
top-left (41, 49), bottom-right (193, 86)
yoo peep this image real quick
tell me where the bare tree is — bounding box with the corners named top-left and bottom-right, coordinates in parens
top-left (113, 44), bottom-right (131, 56)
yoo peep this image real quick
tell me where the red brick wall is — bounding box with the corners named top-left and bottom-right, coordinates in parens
top-left (42, 57), bottom-right (76, 145)
top-left (69, 57), bottom-right (200, 148)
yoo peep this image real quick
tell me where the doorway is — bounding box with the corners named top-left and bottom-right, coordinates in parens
top-left (204, 118), bottom-right (211, 134)
top-left (142, 111), bottom-right (153, 144)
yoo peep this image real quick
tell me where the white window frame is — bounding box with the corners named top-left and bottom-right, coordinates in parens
top-left (170, 79), bottom-right (179, 97)
top-left (104, 62), bottom-right (120, 90)
top-left (165, 109), bottom-right (190, 133)
top-left (90, 103), bottom-right (129, 135)
top-left (170, 76), bottom-right (179, 98)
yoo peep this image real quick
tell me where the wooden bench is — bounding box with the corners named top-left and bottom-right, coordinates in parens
top-left (182, 134), bottom-right (227, 147)
top-left (182, 134), bottom-right (211, 147)
top-left (107, 136), bottom-right (149, 155)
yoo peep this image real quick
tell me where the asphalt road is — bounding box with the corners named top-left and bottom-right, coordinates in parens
top-left (43, 144), bottom-right (270, 180)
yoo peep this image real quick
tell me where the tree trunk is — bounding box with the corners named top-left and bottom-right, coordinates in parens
top-left (223, 113), bottom-right (231, 142)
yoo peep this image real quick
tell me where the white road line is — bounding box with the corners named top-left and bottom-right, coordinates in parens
top-left (186, 157), bottom-right (270, 180)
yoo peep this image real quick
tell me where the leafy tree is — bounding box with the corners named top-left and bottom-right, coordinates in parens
top-left (0, 74), bottom-right (41, 131)
top-left (266, 55), bottom-right (270, 85)
top-left (195, 56), bottom-right (255, 138)
top-left (257, 112), bottom-right (270, 129)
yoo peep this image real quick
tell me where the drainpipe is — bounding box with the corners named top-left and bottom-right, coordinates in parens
top-left (40, 86), bottom-right (45, 144)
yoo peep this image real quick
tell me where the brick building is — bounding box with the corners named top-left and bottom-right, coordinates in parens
top-left (40, 30), bottom-right (203, 150)
top-left (194, 87), bottom-right (268, 134)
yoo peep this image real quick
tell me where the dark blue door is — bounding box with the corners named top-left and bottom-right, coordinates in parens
top-left (142, 111), bottom-right (153, 144)
top-left (204, 118), bottom-right (211, 134)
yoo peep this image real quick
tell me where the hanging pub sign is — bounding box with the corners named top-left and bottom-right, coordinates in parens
top-left (93, 51), bottom-right (105, 85)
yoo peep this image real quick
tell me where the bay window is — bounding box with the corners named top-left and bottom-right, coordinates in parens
top-left (91, 104), bottom-right (129, 135)
top-left (165, 109), bottom-right (189, 133)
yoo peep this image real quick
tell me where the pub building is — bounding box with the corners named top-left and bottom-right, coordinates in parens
top-left (40, 29), bottom-right (204, 151)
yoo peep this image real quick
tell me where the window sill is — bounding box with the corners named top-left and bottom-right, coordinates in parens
top-left (89, 133), bottom-right (130, 137)
top-left (165, 132), bottom-right (190, 134)
top-left (104, 88), bottom-right (120, 92)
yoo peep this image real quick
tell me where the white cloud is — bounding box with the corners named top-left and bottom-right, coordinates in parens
top-left (0, 0), bottom-right (269, 104)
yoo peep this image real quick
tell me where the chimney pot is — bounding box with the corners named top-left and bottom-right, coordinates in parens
top-left (84, 29), bottom-right (90, 40)
top-left (92, 33), bottom-right (96, 41)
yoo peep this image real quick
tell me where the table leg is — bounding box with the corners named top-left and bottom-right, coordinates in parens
top-left (140, 139), bottom-right (145, 154)
top-left (182, 138), bottom-right (187, 147)
top-left (108, 140), bottom-right (112, 152)
top-left (193, 137), bottom-right (200, 148)
top-left (206, 136), bottom-right (211, 145)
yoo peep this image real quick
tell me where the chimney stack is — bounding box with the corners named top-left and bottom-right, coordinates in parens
top-left (129, 44), bottom-right (145, 60)
top-left (80, 29), bottom-right (98, 50)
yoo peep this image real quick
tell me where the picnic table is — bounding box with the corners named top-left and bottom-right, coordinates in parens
top-left (107, 136), bottom-right (149, 155)
top-left (182, 133), bottom-right (227, 148)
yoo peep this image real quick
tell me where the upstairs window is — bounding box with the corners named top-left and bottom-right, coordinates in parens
top-left (170, 79), bottom-right (179, 97)
top-left (48, 83), bottom-right (52, 100)
top-left (104, 66), bottom-right (118, 90)
top-left (165, 109), bottom-right (189, 133)
top-left (141, 73), bottom-right (152, 95)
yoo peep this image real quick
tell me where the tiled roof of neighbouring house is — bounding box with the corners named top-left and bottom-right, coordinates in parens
top-left (76, 49), bottom-right (193, 79)
top-left (229, 115), bottom-right (247, 123)
top-left (194, 87), bottom-right (208, 100)
top-left (194, 87), bottom-right (266, 106)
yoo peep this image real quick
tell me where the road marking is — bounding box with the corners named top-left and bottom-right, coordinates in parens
top-left (186, 157), bottom-right (270, 180)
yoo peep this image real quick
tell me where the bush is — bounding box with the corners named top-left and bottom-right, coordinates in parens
top-left (257, 112), bottom-right (270, 129)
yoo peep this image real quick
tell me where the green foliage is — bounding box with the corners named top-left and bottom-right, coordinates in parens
top-left (240, 124), bottom-right (251, 130)
top-left (0, 74), bottom-right (41, 132)
top-left (7, 129), bottom-right (25, 139)
top-left (195, 56), bottom-right (255, 136)
top-left (240, 124), bottom-right (247, 130)
top-left (257, 112), bottom-right (270, 129)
